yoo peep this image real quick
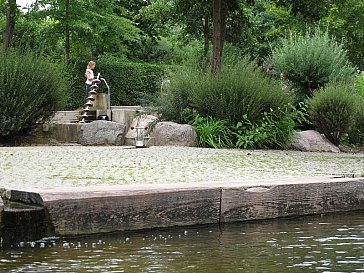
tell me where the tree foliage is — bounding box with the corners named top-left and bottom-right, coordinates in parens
top-left (1, 0), bottom-right (363, 67)
top-left (321, 0), bottom-right (364, 68)
top-left (19, 0), bottom-right (141, 62)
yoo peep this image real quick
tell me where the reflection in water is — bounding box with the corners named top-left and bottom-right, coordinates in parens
top-left (1, 211), bottom-right (364, 273)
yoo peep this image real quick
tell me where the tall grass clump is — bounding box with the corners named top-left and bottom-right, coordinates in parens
top-left (308, 82), bottom-right (357, 146)
top-left (348, 95), bottom-right (364, 146)
top-left (271, 28), bottom-right (356, 100)
top-left (350, 75), bottom-right (364, 145)
top-left (157, 58), bottom-right (292, 126)
top-left (0, 50), bottom-right (68, 138)
top-left (190, 114), bottom-right (234, 148)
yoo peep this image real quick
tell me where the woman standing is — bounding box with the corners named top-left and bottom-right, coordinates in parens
top-left (85, 61), bottom-right (96, 98)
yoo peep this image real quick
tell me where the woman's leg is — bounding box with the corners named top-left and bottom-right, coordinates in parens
top-left (84, 84), bottom-right (91, 103)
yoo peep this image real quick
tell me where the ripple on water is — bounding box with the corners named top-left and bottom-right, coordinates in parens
top-left (1, 211), bottom-right (364, 272)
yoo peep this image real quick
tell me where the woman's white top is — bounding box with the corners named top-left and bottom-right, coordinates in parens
top-left (85, 69), bottom-right (94, 85)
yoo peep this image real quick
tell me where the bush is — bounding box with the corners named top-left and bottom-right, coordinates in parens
top-left (0, 50), bottom-right (68, 138)
top-left (190, 114), bottom-right (234, 148)
top-left (354, 73), bottom-right (364, 97)
top-left (65, 56), bottom-right (164, 110)
top-left (347, 97), bottom-right (364, 146)
top-left (308, 82), bottom-right (357, 146)
top-left (157, 59), bottom-right (292, 126)
top-left (270, 28), bottom-right (356, 100)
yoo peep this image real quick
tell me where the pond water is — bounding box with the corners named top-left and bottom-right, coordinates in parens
top-left (1, 211), bottom-right (364, 273)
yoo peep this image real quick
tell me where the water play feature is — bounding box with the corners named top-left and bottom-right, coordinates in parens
top-left (79, 73), bottom-right (111, 123)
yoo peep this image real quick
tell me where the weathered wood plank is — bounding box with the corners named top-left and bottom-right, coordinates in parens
top-left (41, 188), bottom-right (221, 236)
top-left (221, 179), bottom-right (364, 223)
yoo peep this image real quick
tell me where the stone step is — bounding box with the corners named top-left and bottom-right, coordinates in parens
top-left (51, 111), bottom-right (80, 124)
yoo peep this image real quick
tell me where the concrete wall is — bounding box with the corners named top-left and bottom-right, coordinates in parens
top-left (47, 106), bottom-right (142, 143)
top-left (51, 123), bottom-right (83, 143)
top-left (110, 106), bottom-right (142, 130)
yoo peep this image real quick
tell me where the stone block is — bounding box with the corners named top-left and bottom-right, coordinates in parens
top-left (220, 178), bottom-right (364, 223)
top-left (110, 106), bottom-right (142, 126)
top-left (2, 177), bottom-right (364, 241)
top-left (39, 185), bottom-right (221, 236)
top-left (51, 123), bottom-right (83, 143)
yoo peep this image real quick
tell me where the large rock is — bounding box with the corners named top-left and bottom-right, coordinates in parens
top-left (79, 120), bottom-right (126, 145)
top-left (151, 122), bottom-right (198, 147)
top-left (289, 130), bottom-right (340, 153)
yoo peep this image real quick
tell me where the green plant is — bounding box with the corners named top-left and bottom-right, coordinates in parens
top-left (354, 73), bottom-right (364, 97)
top-left (0, 50), bottom-right (68, 138)
top-left (308, 82), bottom-right (357, 146)
top-left (270, 28), bottom-right (356, 100)
top-left (347, 97), bottom-right (364, 146)
top-left (289, 101), bottom-right (311, 126)
top-left (190, 114), bottom-right (234, 148)
top-left (234, 107), bottom-right (295, 149)
top-left (157, 58), bottom-right (292, 126)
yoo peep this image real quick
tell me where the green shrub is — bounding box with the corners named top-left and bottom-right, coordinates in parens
top-left (234, 107), bottom-right (296, 149)
top-left (348, 97), bottom-right (364, 146)
top-left (0, 50), bottom-right (68, 138)
top-left (157, 59), bottom-right (292, 126)
top-left (65, 56), bottom-right (164, 110)
top-left (271, 28), bottom-right (356, 100)
top-left (190, 114), bottom-right (234, 148)
top-left (308, 82), bottom-right (357, 146)
top-left (154, 67), bottom-right (196, 123)
top-left (354, 73), bottom-right (364, 97)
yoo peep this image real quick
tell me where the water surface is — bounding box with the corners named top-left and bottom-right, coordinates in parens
top-left (1, 211), bottom-right (364, 272)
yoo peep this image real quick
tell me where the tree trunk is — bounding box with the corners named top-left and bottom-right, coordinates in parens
top-left (65, 0), bottom-right (70, 64)
top-left (212, 0), bottom-right (223, 73)
top-left (203, 15), bottom-right (210, 57)
top-left (3, 0), bottom-right (17, 51)
top-left (220, 3), bottom-right (226, 59)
